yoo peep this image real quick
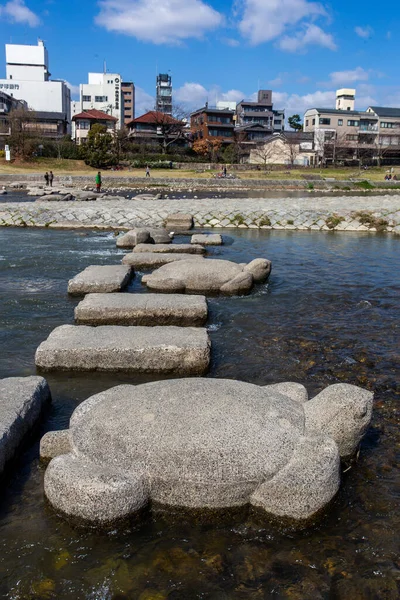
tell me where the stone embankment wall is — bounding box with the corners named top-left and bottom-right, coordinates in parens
top-left (1, 196), bottom-right (399, 233)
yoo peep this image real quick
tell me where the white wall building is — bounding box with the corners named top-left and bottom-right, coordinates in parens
top-left (0, 40), bottom-right (71, 132)
top-left (71, 73), bottom-right (123, 137)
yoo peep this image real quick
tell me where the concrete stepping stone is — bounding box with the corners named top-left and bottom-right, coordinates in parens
top-left (0, 376), bottom-right (51, 475)
top-left (74, 293), bottom-right (208, 326)
top-left (68, 265), bottom-right (132, 295)
top-left (165, 213), bottom-right (194, 231)
top-left (191, 234), bottom-right (223, 246)
top-left (35, 325), bottom-right (210, 375)
top-left (116, 228), bottom-right (171, 248)
top-left (133, 243), bottom-right (205, 255)
top-left (122, 252), bottom-right (204, 269)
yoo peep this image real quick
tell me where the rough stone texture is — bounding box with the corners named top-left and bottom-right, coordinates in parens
top-left (74, 293), bottom-right (208, 326)
top-left (116, 228), bottom-right (171, 248)
top-left (304, 383), bottom-right (374, 458)
top-left (40, 430), bottom-right (71, 460)
top-left (244, 258), bottom-right (272, 283)
top-left (165, 213), bottom-right (194, 230)
top-left (142, 258), bottom-right (271, 295)
top-left (133, 243), bottom-right (205, 255)
top-left (67, 265), bottom-right (132, 295)
top-left (35, 324), bottom-right (210, 375)
top-left (122, 252), bottom-right (204, 269)
top-left (265, 382), bottom-right (308, 403)
top-left (191, 234), bottom-right (223, 246)
top-left (43, 379), bottom-right (372, 525)
top-left (0, 376), bottom-right (51, 474)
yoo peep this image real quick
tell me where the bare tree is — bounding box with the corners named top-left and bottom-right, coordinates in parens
top-left (8, 106), bottom-right (38, 159)
top-left (284, 132), bottom-right (303, 167)
top-left (145, 104), bottom-right (188, 154)
top-left (250, 139), bottom-right (281, 168)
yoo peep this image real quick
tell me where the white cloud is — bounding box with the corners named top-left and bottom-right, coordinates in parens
top-left (221, 37), bottom-right (240, 47)
top-left (64, 82), bottom-right (80, 98)
top-left (355, 25), bottom-right (373, 39)
top-left (0, 0), bottom-right (39, 26)
top-left (279, 23), bottom-right (336, 51)
top-left (175, 82), bottom-right (245, 109)
top-left (274, 90), bottom-right (336, 115)
top-left (238, 0), bottom-right (327, 45)
top-left (95, 0), bottom-right (223, 44)
top-left (329, 67), bottom-right (369, 86)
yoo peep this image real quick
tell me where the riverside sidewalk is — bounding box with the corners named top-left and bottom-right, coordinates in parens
top-left (0, 195), bottom-right (399, 233)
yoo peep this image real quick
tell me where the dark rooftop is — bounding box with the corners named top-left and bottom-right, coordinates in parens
top-left (368, 106), bottom-right (400, 118)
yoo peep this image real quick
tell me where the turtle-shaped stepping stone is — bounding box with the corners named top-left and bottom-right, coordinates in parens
top-left (142, 258), bottom-right (272, 295)
top-left (42, 379), bottom-right (373, 525)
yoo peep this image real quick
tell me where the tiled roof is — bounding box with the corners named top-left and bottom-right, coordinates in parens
top-left (127, 111), bottom-right (181, 126)
top-left (368, 106), bottom-right (400, 118)
top-left (72, 109), bottom-right (118, 121)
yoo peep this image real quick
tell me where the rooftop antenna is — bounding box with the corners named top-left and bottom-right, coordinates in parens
top-left (103, 60), bottom-right (107, 74)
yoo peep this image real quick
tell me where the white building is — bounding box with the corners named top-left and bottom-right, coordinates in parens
top-left (71, 73), bottom-right (123, 137)
top-left (0, 40), bottom-right (71, 132)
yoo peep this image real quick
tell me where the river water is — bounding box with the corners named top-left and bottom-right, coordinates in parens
top-left (0, 228), bottom-right (399, 599)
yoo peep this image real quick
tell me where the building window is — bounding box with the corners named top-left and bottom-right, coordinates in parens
top-left (380, 122), bottom-right (397, 128)
top-left (305, 119), bottom-right (309, 126)
top-left (319, 118), bottom-right (331, 125)
top-left (95, 96), bottom-right (108, 102)
top-left (346, 134), bottom-right (358, 141)
top-left (312, 119), bottom-right (315, 125)
top-left (324, 131), bottom-right (335, 141)
top-left (82, 95), bottom-right (91, 102)
top-left (347, 120), bottom-right (359, 126)
top-left (338, 119), bottom-right (343, 126)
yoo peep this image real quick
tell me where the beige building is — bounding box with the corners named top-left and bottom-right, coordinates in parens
top-left (304, 89), bottom-right (400, 164)
top-left (249, 131), bottom-right (315, 166)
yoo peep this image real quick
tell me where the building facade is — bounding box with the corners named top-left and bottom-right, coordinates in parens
top-left (190, 105), bottom-right (235, 143)
top-left (156, 74), bottom-right (172, 115)
top-left (236, 90), bottom-right (285, 133)
top-left (304, 89), bottom-right (400, 165)
top-left (72, 109), bottom-right (117, 145)
top-left (127, 110), bottom-right (187, 149)
top-left (249, 131), bottom-right (315, 166)
top-left (0, 41), bottom-right (71, 132)
top-left (71, 73), bottom-right (124, 135)
top-left (121, 82), bottom-right (135, 125)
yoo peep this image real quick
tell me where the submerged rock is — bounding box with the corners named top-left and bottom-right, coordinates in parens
top-left (43, 379), bottom-right (373, 525)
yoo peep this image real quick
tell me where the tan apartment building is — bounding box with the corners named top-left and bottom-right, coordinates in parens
top-left (121, 82), bottom-right (135, 126)
top-left (304, 89), bottom-right (400, 165)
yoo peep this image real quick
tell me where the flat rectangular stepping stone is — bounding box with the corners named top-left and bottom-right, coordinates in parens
top-left (35, 325), bottom-right (210, 375)
top-left (116, 228), bottom-right (171, 248)
top-left (133, 243), bottom-right (205, 254)
top-left (191, 234), bottom-right (223, 246)
top-left (122, 252), bottom-right (204, 269)
top-left (165, 213), bottom-right (194, 230)
top-left (68, 265), bottom-right (132, 296)
top-left (75, 293), bottom-right (208, 326)
top-left (0, 376), bottom-right (51, 474)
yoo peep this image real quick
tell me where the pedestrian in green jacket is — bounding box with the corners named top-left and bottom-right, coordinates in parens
top-left (96, 172), bottom-right (102, 193)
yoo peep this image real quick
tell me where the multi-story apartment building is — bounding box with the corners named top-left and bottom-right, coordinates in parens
top-left (236, 90), bottom-right (285, 133)
top-left (71, 72), bottom-right (124, 136)
top-left (304, 89), bottom-right (400, 164)
top-left (121, 82), bottom-right (135, 125)
top-left (156, 73), bottom-right (172, 115)
top-left (190, 104), bottom-right (235, 144)
top-left (0, 41), bottom-right (71, 133)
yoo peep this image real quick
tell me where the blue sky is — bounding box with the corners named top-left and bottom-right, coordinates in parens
top-left (0, 0), bottom-right (399, 117)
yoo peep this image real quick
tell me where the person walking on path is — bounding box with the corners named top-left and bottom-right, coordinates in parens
top-left (146, 165), bottom-right (150, 178)
top-left (223, 166), bottom-right (227, 177)
top-left (49, 171), bottom-right (54, 187)
top-left (95, 171), bottom-right (102, 193)
top-left (44, 172), bottom-right (49, 186)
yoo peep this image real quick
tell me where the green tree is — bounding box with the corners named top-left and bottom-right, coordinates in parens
top-left (8, 106), bottom-right (39, 160)
top-left (81, 124), bottom-right (117, 168)
top-left (288, 114), bottom-right (303, 131)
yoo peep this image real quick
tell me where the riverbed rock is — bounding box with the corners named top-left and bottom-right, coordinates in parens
top-left (35, 324), bottom-right (210, 375)
top-left (191, 234), bottom-right (223, 246)
top-left (74, 293), bottom-right (208, 326)
top-left (165, 213), bottom-right (194, 231)
top-left (40, 430), bottom-right (71, 460)
top-left (43, 379), bottom-right (373, 525)
top-left (133, 243), bottom-right (205, 255)
top-left (122, 252), bottom-right (204, 270)
top-left (0, 376), bottom-right (51, 474)
top-left (68, 265), bottom-right (132, 295)
top-left (142, 258), bottom-right (271, 295)
top-left (116, 228), bottom-right (171, 248)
